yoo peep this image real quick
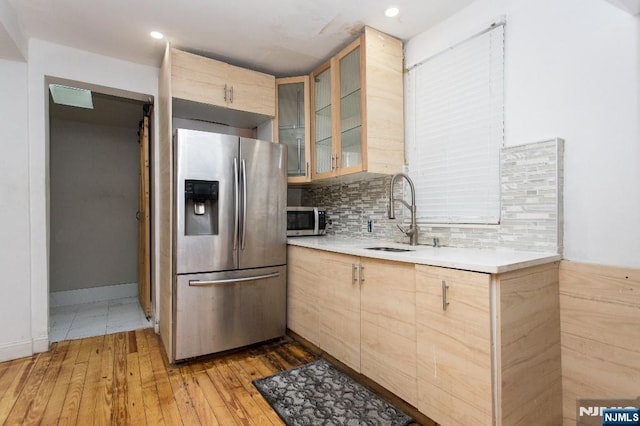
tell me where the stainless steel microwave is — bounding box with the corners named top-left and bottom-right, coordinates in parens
top-left (286, 207), bottom-right (327, 236)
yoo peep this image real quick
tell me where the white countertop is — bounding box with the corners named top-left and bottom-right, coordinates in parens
top-left (287, 236), bottom-right (561, 274)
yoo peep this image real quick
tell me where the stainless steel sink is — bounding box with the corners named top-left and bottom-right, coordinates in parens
top-left (365, 246), bottom-right (413, 252)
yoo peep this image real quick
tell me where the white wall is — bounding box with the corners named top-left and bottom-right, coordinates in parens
top-left (0, 58), bottom-right (31, 361)
top-left (26, 39), bottom-right (160, 354)
top-left (50, 119), bottom-right (139, 292)
top-left (0, 0), bottom-right (27, 60)
top-left (406, 0), bottom-right (640, 268)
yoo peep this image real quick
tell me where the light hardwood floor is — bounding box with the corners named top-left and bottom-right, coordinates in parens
top-left (0, 328), bottom-right (318, 425)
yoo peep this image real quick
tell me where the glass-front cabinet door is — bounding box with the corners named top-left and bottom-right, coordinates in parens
top-left (275, 76), bottom-right (310, 183)
top-left (310, 37), bottom-right (365, 180)
top-left (312, 63), bottom-right (334, 179)
top-left (338, 44), bottom-right (363, 172)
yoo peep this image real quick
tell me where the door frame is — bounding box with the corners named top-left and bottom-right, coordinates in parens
top-left (46, 76), bottom-right (157, 332)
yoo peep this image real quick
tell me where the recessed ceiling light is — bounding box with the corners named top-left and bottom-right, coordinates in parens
top-left (385, 7), bottom-right (399, 17)
top-left (150, 31), bottom-right (164, 40)
top-left (49, 84), bottom-right (94, 109)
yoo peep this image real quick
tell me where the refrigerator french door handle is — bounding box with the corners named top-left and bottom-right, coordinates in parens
top-left (233, 157), bottom-right (239, 251)
top-left (241, 159), bottom-right (247, 250)
top-left (188, 271), bottom-right (280, 287)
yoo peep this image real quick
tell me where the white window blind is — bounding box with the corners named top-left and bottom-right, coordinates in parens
top-left (406, 23), bottom-right (504, 224)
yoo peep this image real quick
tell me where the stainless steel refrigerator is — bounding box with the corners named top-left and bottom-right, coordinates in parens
top-left (173, 128), bottom-right (287, 362)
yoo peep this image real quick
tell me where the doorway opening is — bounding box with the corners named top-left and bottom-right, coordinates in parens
top-left (48, 84), bottom-right (153, 342)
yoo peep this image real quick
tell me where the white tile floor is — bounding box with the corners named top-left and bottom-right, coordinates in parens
top-left (49, 296), bottom-right (152, 342)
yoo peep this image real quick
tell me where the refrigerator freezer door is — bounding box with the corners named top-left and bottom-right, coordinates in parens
top-left (239, 138), bottom-right (287, 269)
top-left (173, 266), bottom-right (286, 361)
top-left (175, 129), bottom-right (238, 274)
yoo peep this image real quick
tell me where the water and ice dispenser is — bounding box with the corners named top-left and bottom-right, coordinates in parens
top-left (184, 179), bottom-right (218, 235)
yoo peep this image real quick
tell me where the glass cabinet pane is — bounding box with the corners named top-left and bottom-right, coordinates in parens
top-left (278, 82), bottom-right (306, 177)
top-left (340, 46), bottom-right (362, 169)
top-left (314, 68), bottom-right (332, 174)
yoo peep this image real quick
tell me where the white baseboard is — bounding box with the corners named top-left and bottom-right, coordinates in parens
top-left (50, 282), bottom-right (138, 307)
top-left (0, 339), bottom-right (34, 363)
top-left (32, 336), bottom-right (49, 354)
top-left (0, 336), bottom-right (54, 362)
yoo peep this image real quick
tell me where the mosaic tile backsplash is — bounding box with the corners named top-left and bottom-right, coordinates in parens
top-left (291, 139), bottom-right (563, 253)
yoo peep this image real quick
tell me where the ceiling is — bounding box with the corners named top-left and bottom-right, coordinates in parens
top-left (49, 91), bottom-right (146, 129)
top-left (2, 0), bottom-right (475, 76)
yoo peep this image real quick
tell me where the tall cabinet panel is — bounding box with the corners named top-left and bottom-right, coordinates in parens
top-left (275, 76), bottom-right (311, 183)
top-left (158, 44), bottom-right (174, 359)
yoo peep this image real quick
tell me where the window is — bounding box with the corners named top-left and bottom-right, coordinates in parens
top-left (406, 23), bottom-right (505, 224)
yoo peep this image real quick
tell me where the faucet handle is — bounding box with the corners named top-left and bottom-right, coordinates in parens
top-left (396, 224), bottom-right (416, 236)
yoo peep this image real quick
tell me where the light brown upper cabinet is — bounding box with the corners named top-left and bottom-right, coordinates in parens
top-left (171, 48), bottom-right (275, 117)
top-left (275, 76), bottom-right (311, 183)
top-left (311, 27), bottom-right (404, 180)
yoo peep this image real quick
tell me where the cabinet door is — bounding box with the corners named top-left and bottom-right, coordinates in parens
top-left (415, 265), bottom-right (492, 426)
top-left (171, 48), bottom-right (228, 108)
top-left (226, 62), bottom-right (275, 116)
top-left (360, 258), bottom-right (417, 405)
top-left (337, 39), bottom-right (364, 174)
top-left (275, 76), bottom-right (311, 183)
top-left (311, 61), bottom-right (336, 179)
top-left (362, 26), bottom-right (405, 175)
top-left (287, 246), bottom-right (320, 345)
top-left (316, 251), bottom-right (361, 372)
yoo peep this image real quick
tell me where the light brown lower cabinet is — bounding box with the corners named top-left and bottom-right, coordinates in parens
top-left (287, 245), bottom-right (321, 346)
top-left (360, 258), bottom-right (417, 406)
top-left (287, 246), bottom-right (562, 425)
top-left (416, 265), bottom-right (493, 425)
top-left (316, 250), bottom-right (361, 372)
top-left (287, 246), bottom-right (416, 396)
top-left (287, 246), bottom-right (361, 371)
top-left (416, 263), bottom-right (563, 426)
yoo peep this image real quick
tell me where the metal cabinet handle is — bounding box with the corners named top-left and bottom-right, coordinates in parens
top-left (229, 85), bottom-right (234, 103)
top-left (297, 138), bottom-right (302, 175)
top-left (306, 162), bottom-right (310, 178)
top-left (352, 264), bottom-right (358, 284)
top-left (224, 84), bottom-right (228, 102)
top-left (359, 264), bottom-right (365, 284)
top-left (442, 280), bottom-right (450, 311)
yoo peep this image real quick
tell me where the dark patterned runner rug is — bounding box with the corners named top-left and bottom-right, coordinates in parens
top-left (253, 358), bottom-right (414, 426)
